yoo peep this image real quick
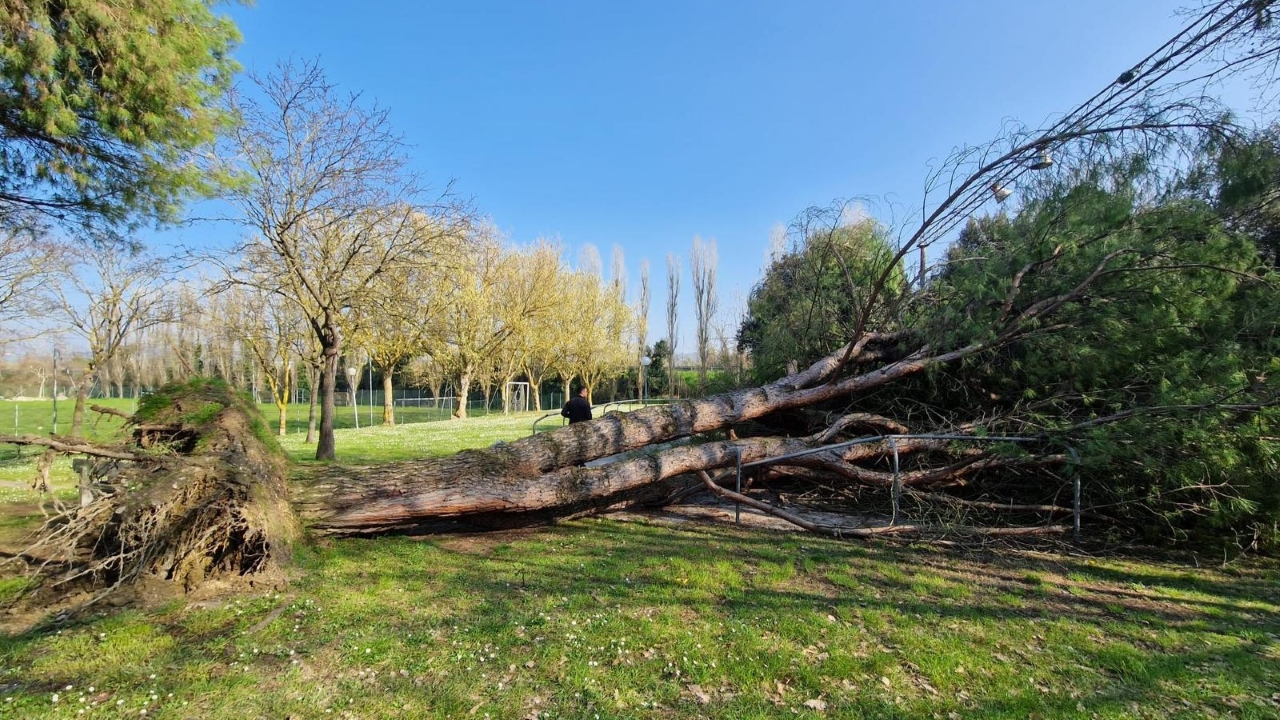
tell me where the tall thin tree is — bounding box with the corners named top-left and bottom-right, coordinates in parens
top-left (690, 236), bottom-right (718, 392)
top-left (636, 259), bottom-right (651, 401)
top-left (665, 253), bottom-right (680, 397)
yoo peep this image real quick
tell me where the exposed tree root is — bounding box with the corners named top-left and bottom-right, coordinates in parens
top-left (3, 379), bottom-right (297, 610)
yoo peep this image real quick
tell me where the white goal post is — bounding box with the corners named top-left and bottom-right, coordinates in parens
top-left (504, 382), bottom-right (531, 413)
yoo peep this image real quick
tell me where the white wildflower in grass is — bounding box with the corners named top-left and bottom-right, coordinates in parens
top-left (52, 693), bottom-right (60, 703)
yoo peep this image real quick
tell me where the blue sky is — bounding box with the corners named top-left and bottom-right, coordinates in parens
top-left (174, 0), bottom-right (1204, 349)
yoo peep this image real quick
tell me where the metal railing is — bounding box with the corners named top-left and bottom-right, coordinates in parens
top-left (732, 433), bottom-right (1082, 539)
top-left (532, 411), bottom-right (566, 435)
top-left (531, 399), bottom-right (666, 435)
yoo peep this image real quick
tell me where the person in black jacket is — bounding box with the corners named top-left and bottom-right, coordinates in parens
top-left (561, 387), bottom-right (592, 424)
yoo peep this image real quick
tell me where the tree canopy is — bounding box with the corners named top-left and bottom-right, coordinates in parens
top-left (0, 0), bottom-right (241, 238)
top-left (737, 219), bottom-right (904, 383)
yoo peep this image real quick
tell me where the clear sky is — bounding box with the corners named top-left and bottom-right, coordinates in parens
top-left (169, 0), bottom-right (1207, 351)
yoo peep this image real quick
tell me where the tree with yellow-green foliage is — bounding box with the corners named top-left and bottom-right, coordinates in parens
top-left (492, 240), bottom-right (562, 413)
top-left (563, 266), bottom-right (636, 404)
top-left (354, 212), bottom-right (471, 426)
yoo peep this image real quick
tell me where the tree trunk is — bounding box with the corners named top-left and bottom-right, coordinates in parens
top-left (293, 335), bottom-right (950, 533)
top-left (453, 371), bottom-right (472, 420)
top-left (277, 400), bottom-right (288, 437)
top-left (306, 364), bottom-right (319, 444)
top-left (70, 370), bottom-right (90, 438)
top-left (316, 341), bottom-right (340, 461)
top-left (383, 372), bottom-right (396, 426)
top-left (501, 373), bottom-right (516, 413)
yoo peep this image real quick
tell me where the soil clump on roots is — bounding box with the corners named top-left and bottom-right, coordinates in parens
top-left (2, 378), bottom-right (297, 624)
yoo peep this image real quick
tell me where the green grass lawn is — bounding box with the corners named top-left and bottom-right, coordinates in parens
top-left (1, 523), bottom-right (1277, 719)
top-left (0, 398), bottom-right (136, 510)
top-left (0, 405), bottom-right (1278, 718)
top-left (277, 410), bottom-right (563, 465)
top-left (0, 401), bottom-right (561, 495)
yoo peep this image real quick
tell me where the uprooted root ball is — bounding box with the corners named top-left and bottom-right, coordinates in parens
top-left (11, 378), bottom-right (298, 604)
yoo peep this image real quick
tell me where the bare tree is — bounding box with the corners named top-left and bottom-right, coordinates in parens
top-left (220, 60), bottom-right (468, 460)
top-left (579, 244), bottom-right (603, 278)
top-left (610, 245), bottom-right (627, 296)
top-left (690, 236), bottom-right (718, 392)
top-left (0, 228), bottom-right (59, 342)
top-left (665, 253), bottom-right (680, 397)
top-left (636, 259), bottom-right (651, 400)
top-left (51, 244), bottom-right (171, 437)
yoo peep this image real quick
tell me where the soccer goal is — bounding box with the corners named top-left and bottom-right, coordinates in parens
top-left (504, 382), bottom-right (531, 413)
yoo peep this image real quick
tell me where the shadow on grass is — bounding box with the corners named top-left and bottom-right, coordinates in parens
top-left (1, 518), bottom-right (1277, 719)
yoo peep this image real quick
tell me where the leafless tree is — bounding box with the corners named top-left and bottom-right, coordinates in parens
top-left (610, 245), bottom-right (626, 296)
top-left (690, 236), bottom-right (718, 392)
top-left (0, 228), bottom-right (60, 343)
top-left (579, 244), bottom-right (603, 278)
top-left (636, 259), bottom-right (651, 400)
top-left (50, 244), bottom-right (172, 437)
top-left (665, 253), bottom-right (680, 396)
top-left (219, 59), bottom-right (469, 460)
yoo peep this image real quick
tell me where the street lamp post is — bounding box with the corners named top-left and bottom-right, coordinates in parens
top-left (346, 366), bottom-right (359, 429)
top-left (367, 355), bottom-right (374, 428)
top-left (640, 356), bottom-right (652, 406)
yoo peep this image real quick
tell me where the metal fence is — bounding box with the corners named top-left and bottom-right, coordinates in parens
top-left (731, 433), bottom-right (1082, 540)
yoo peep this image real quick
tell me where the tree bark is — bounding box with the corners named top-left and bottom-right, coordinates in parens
top-left (70, 370), bottom-right (90, 438)
top-left (453, 371), bottom-right (472, 420)
top-left (305, 363), bottom-right (319, 444)
top-left (383, 372), bottom-right (396, 426)
top-left (291, 334), bottom-right (1008, 535)
top-left (316, 339), bottom-right (340, 460)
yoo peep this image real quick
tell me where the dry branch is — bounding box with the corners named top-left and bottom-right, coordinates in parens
top-left (0, 434), bottom-right (158, 462)
top-left (89, 404), bottom-right (133, 422)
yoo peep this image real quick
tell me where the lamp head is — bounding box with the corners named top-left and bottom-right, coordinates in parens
top-left (1029, 150), bottom-right (1053, 170)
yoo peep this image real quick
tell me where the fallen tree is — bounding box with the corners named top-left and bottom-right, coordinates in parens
top-left (7, 2), bottom-right (1280, 603)
top-left (292, 334), bottom-right (1072, 535)
top-left (290, 0), bottom-right (1280, 541)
